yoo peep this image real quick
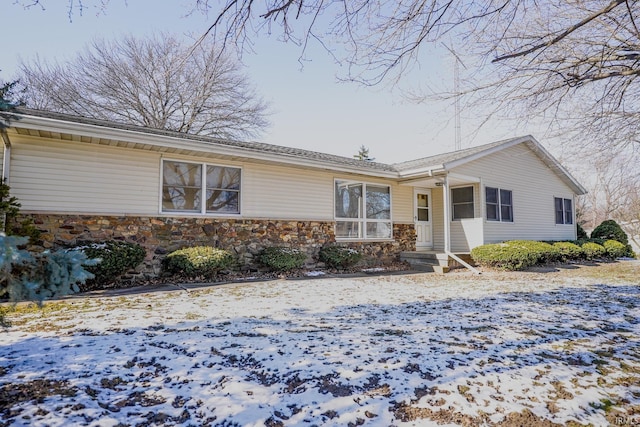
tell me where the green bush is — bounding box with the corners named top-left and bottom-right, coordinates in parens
top-left (0, 179), bottom-right (40, 242)
top-left (319, 246), bottom-right (363, 269)
top-left (581, 242), bottom-right (606, 260)
top-left (258, 247), bottom-right (307, 271)
top-left (506, 240), bottom-right (561, 263)
top-left (553, 241), bottom-right (585, 261)
top-left (164, 246), bottom-right (234, 277)
top-left (72, 241), bottom-right (146, 288)
top-left (577, 223), bottom-right (588, 240)
top-left (591, 220), bottom-right (628, 245)
top-left (603, 239), bottom-right (627, 259)
top-left (471, 240), bottom-right (563, 270)
top-left (470, 243), bottom-right (539, 270)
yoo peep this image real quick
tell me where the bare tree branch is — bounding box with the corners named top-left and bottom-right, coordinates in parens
top-left (15, 33), bottom-right (270, 140)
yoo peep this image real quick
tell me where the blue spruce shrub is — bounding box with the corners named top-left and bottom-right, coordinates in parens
top-left (1, 233), bottom-right (97, 303)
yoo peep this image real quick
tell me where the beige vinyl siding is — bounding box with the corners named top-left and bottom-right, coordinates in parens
top-left (431, 187), bottom-right (444, 250)
top-left (242, 163), bottom-right (333, 220)
top-left (391, 184), bottom-right (413, 223)
top-left (8, 134), bottom-right (408, 223)
top-left (449, 183), bottom-right (482, 252)
top-left (452, 144), bottom-right (576, 243)
top-left (10, 136), bottom-right (160, 214)
top-left (243, 167), bottom-right (411, 221)
top-left (0, 144), bottom-right (4, 179)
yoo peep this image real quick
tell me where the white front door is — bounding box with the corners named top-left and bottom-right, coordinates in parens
top-left (414, 188), bottom-right (433, 249)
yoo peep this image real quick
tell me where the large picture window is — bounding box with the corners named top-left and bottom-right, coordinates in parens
top-left (162, 160), bottom-right (241, 214)
top-left (452, 186), bottom-right (474, 220)
top-left (335, 180), bottom-right (391, 239)
top-left (486, 187), bottom-right (513, 222)
top-left (555, 197), bottom-right (573, 225)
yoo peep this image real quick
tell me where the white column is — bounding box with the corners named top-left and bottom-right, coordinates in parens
top-left (442, 174), bottom-right (451, 253)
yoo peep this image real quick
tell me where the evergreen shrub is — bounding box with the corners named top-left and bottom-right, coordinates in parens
top-left (591, 220), bottom-right (628, 245)
top-left (470, 243), bottom-right (539, 270)
top-left (552, 241), bottom-right (585, 261)
top-left (506, 240), bottom-right (561, 263)
top-left (258, 247), bottom-right (307, 271)
top-left (581, 242), bottom-right (606, 260)
top-left (72, 241), bottom-right (146, 289)
top-left (0, 179), bottom-right (40, 242)
top-left (471, 240), bottom-right (562, 270)
top-left (163, 246), bottom-right (234, 277)
top-left (577, 223), bottom-right (588, 240)
top-left (318, 246), bottom-right (363, 269)
top-left (603, 239), bottom-right (627, 259)
top-left (1, 233), bottom-right (97, 303)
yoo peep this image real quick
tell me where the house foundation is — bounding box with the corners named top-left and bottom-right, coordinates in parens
top-left (23, 214), bottom-right (416, 276)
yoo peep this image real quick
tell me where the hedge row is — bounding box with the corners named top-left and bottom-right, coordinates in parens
top-left (470, 239), bottom-right (632, 271)
top-left (162, 244), bottom-right (365, 278)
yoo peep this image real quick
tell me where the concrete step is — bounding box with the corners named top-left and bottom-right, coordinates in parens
top-left (400, 251), bottom-right (475, 272)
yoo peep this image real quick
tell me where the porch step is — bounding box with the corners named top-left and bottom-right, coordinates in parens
top-left (400, 251), bottom-right (474, 273)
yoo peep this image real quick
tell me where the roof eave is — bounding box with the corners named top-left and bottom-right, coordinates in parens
top-left (441, 135), bottom-right (587, 196)
top-left (12, 113), bottom-right (400, 179)
top-left (397, 165), bottom-right (446, 179)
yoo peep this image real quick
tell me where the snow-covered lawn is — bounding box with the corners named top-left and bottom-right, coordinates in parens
top-left (1, 262), bottom-right (639, 426)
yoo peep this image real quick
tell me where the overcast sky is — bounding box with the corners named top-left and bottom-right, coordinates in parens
top-left (3, 1), bottom-right (541, 163)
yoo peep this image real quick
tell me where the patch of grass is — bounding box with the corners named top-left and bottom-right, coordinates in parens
top-left (589, 398), bottom-right (617, 413)
top-left (372, 329), bottom-right (412, 337)
top-left (457, 385), bottom-right (470, 394)
top-left (184, 312), bottom-right (202, 321)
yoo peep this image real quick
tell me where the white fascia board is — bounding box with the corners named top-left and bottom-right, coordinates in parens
top-left (14, 115), bottom-right (399, 179)
top-left (523, 139), bottom-right (588, 195)
top-left (397, 165), bottom-right (446, 179)
top-left (443, 135), bottom-right (587, 196)
top-left (443, 136), bottom-right (533, 170)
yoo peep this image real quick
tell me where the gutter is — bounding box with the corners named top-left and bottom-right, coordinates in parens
top-left (397, 165), bottom-right (446, 180)
top-left (13, 114), bottom-right (400, 180)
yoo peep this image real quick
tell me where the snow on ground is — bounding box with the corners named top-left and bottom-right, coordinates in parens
top-left (1, 264), bottom-right (639, 426)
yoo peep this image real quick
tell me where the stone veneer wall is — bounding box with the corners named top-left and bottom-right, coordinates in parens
top-left (25, 214), bottom-right (416, 276)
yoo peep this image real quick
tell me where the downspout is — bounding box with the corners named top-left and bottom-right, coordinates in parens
top-left (442, 172), bottom-right (481, 274)
top-left (1, 130), bottom-right (10, 233)
top-left (1, 130), bottom-right (10, 183)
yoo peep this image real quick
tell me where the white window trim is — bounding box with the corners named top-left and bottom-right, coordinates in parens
top-left (451, 185), bottom-right (475, 221)
top-left (334, 179), bottom-right (394, 241)
top-left (485, 186), bottom-right (514, 223)
top-left (554, 196), bottom-right (574, 225)
top-left (160, 158), bottom-right (242, 216)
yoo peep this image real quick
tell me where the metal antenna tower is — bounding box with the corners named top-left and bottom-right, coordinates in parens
top-left (443, 44), bottom-right (466, 151)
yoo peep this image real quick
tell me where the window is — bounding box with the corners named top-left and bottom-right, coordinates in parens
top-left (452, 186), bottom-right (474, 220)
top-left (555, 197), bottom-right (573, 225)
top-left (335, 180), bottom-right (391, 239)
top-left (486, 187), bottom-right (513, 222)
top-left (162, 160), bottom-right (241, 214)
